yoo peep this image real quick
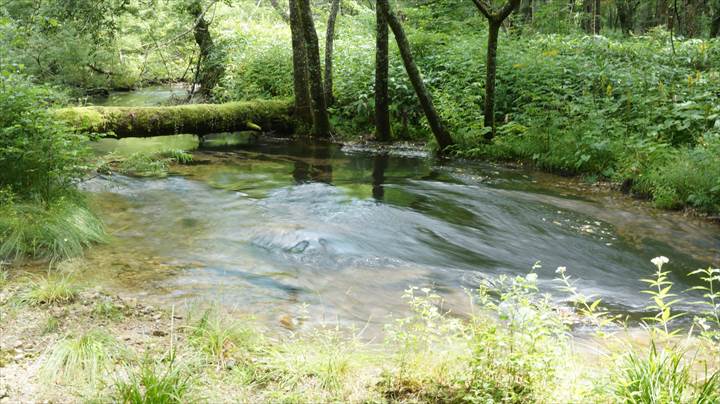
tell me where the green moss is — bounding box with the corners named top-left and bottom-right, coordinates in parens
top-left (54, 99), bottom-right (295, 138)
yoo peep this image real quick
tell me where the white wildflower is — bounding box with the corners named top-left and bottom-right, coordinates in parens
top-left (651, 256), bottom-right (669, 269)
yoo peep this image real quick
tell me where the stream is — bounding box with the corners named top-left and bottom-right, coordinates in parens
top-left (77, 88), bottom-right (720, 332)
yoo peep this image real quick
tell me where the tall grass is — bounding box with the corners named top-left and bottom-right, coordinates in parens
top-left (0, 194), bottom-right (106, 262)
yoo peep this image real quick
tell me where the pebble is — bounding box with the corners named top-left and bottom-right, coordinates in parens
top-left (151, 330), bottom-right (167, 337)
top-left (225, 359), bottom-right (237, 370)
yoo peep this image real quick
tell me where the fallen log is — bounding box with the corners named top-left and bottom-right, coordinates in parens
top-left (54, 99), bottom-right (295, 138)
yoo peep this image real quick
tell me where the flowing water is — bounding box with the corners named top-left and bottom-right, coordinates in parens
top-left (79, 136), bottom-right (720, 332)
top-left (76, 87), bottom-right (720, 332)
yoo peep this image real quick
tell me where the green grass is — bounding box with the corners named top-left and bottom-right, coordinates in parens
top-left (40, 329), bottom-right (128, 386)
top-left (117, 153), bottom-right (170, 178)
top-left (185, 308), bottom-right (263, 367)
top-left (92, 299), bottom-right (124, 321)
top-left (42, 315), bottom-right (62, 334)
top-left (614, 344), bottom-right (720, 403)
top-left (21, 274), bottom-right (79, 306)
top-left (0, 195), bottom-right (107, 262)
top-left (114, 359), bottom-right (192, 404)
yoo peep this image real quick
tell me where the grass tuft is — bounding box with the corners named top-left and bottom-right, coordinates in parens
top-left (40, 329), bottom-right (128, 386)
top-left (114, 359), bottom-right (192, 404)
top-left (0, 195), bottom-right (107, 262)
top-left (185, 308), bottom-right (263, 367)
top-left (21, 274), bottom-right (79, 305)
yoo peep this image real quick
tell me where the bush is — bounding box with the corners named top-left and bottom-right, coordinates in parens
top-left (0, 68), bottom-right (105, 261)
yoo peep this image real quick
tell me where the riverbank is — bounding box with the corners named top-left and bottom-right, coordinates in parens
top-left (1, 258), bottom-right (718, 403)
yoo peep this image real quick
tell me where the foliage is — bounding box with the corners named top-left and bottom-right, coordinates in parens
top-left (0, 69), bottom-right (90, 201)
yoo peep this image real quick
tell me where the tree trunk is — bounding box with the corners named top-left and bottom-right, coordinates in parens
top-left (712, 11), bottom-right (720, 37)
top-left (484, 21), bottom-right (500, 139)
top-left (375, 1), bottom-right (391, 141)
top-left (324, 0), bottom-right (341, 106)
top-left (297, 0), bottom-right (331, 137)
top-left (582, 0), bottom-right (593, 33)
top-left (377, 0), bottom-right (453, 150)
top-left (289, 0), bottom-right (312, 125)
top-left (189, 1), bottom-right (224, 97)
top-left (55, 100), bottom-right (295, 138)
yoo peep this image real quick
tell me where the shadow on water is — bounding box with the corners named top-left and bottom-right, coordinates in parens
top-left (79, 136), bottom-right (720, 332)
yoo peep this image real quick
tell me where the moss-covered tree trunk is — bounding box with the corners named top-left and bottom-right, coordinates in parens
top-left (297, 0), bottom-right (331, 137)
top-left (324, 0), bottom-right (341, 106)
top-left (289, 0), bottom-right (313, 125)
top-left (377, 0), bottom-right (453, 151)
top-left (375, 1), bottom-right (391, 141)
top-left (54, 100), bottom-right (295, 138)
top-left (188, 0), bottom-right (224, 97)
top-left (472, 0), bottom-right (520, 140)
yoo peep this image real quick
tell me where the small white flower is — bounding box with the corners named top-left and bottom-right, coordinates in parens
top-left (651, 256), bottom-right (670, 268)
top-left (697, 317), bottom-right (709, 331)
top-left (525, 273), bottom-right (538, 283)
top-left (420, 287), bottom-right (431, 294)
top-left (555, 266), bottom-right (567, 274)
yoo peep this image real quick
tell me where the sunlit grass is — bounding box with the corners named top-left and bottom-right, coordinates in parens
top-left (40, 329), bottom-right (128, 386)
top-left (114, 358), bottom-right (192, 404)
top-left (185, 307), bottom-right (264, 368)
top-left (21, 274), bottom-right (79, 306)
top-left (0, 195), bottom-right (107, 262)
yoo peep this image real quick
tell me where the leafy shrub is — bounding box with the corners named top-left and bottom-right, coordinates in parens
top-left (0, 70), bottom-right (90, 201)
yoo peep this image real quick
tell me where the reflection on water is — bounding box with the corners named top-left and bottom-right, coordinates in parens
top-left (80, 139), bottom-right (720, 331)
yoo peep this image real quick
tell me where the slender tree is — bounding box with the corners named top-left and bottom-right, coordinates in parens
top-left (324, 0), bottom-right (341, 106)
top-left (297, 0), bottom-right (331, 137)
top-left (376, 0), bottom-right (453, 150)
top-left (709, 0), bottom-right (720, 38)
top-left (187, 0), bottom-right (224, 97)
top-left (288, 0), bottom-right (312, 125)
top-left (375, 0), bottom-right (391, 141)
top-left (471, 0), bottom-right (520, 140)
